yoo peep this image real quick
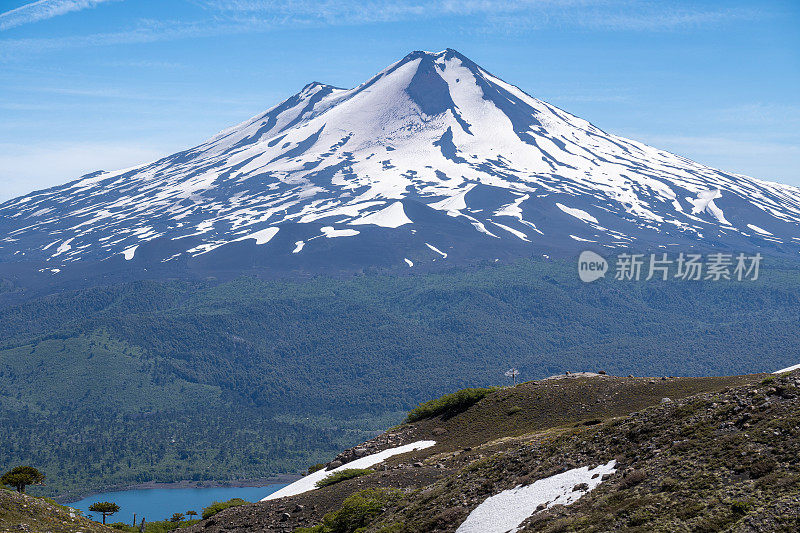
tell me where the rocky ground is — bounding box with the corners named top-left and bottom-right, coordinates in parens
top-left (182, 371), bottom-right (800, 532)
top-left (0, 489), bottom-right (113, 533)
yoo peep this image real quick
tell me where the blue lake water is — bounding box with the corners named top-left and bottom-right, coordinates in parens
top-left (67, 483), bottom-right (288, 523)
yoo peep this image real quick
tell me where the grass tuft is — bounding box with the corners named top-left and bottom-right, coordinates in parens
top-left (316, 468), bottom-right (374, 488)
top-left (405, 387), bottom-right (496, 423)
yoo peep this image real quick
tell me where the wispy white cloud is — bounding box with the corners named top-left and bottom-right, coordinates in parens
top-left (103, 58), bottom-right (186, 69)
top-left (196, 0), bottom-right (763, 31)
top-left (0, 0), bottom-right (118, 31)
top-left (0, 17), bottom-right (269, 60)
top-left (0, 0), bottom-right (767, 60)
top-left (20, 83), bottom-right (269, 107)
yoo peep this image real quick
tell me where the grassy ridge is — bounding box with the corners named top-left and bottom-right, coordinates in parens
top-left (2, 258), bottom-right (800, 497)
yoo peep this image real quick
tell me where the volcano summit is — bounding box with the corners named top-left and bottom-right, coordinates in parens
top-left (3, 49), bottom-right (800, 277)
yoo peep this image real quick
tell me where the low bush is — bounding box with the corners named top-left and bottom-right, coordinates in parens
top-left (405, 387), bottom-right (496, 423)
top-left (201, 498), bottom-right (249, 519)
top-left (296, 488), bottom-right (402, 533)
top-left (109, 520), bottom-right (197, 532)
top-left (307, 463), bottom-right (326, 475)
top-left (731, 499), bottom-right (753, 515)
top-left (316, 468), bottom-right (374, 488)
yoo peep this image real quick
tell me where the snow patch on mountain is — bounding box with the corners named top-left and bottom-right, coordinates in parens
top-left (234, 227), bottom-right (280, 245)
top-left (773, 363), bottom-right (800, 374)
top-left (456, 460), bottom-right (617, 533)
top-left (123, 245), bottom-right (138, 260)
top-left (3, 48), bottom-right (800, 268)
top-left (747, 223), bottom-right (773, 236)
top-left (261, 440), bottom-right (436, 501)
top-left (321, 226), bottom-right (360, 238)
top-left (556, 203), bottom-right (599, 225)
top-left (425, 243), bottom-right (448, 258)
top-left (350, 201), bottom-right (412, 228)
top-left (687, 189), bottom-right (731, 225)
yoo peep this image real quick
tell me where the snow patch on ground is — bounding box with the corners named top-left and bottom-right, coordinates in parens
top-left (122, 245), bottom-right (138, 260)
top-left (234, 227), bottom-right (280, 245)
top-left (774, 363), bottom-right (800, 374)
top-left (321, 226), bottom-right (360, 238)
top-left (428, 185), bottom-right (474, 214)
top-left (404, 258), bottom-right (414, 267)
top-left (292, 240), bottom-right (305, 253)
top-left (687, 189), bottom-right (730, 225)
top-left (262, 440), bottom-right (436, 501)
top-left (425, 243), bottom-right (447, 258)
top-left (747, 223), bottom-right (773, 236)
top-left (350, 201), bottom-right (412, 228)
top-left (456, 460), bottom-right (617, 533)
top-left (492, 221), bottom-right (530, 241)
top-left (555, 203), bottom-right (599, 225)
top-left (494, 194), bottom-right (529, 219)
top-left (53, 238), bottom-right (74, 257)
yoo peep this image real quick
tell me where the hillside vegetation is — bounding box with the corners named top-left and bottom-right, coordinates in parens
top-left (2, 259), bottom-right (800, 497)
top-left (0, 488), bottom-right (114, 532)
top-left (185, 370), bottom-right (800, 532)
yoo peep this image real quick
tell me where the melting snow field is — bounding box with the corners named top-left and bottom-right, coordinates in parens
top-left (321, 226), bottom-right (360, 238)
top-left (122, 245), bottom-right (138, 260)
top-left (425, 243), bottom-right (448, 258)
top-left (350, 201), bottom-right (412, 228)
top-left (261, 440), bottom-right (436, 501)
top-left (7, 49), bottom-right (800, 267)
top-left (234, 227), bottom-right (279, 245)
top-left (747, 223), bottom-right (773, 236)
top-left (774, 363), bottom-right (800, 374)
top-left (456, 460), bottom-right (617, 533)
top-left (555, 203), bottom-right (599, 225)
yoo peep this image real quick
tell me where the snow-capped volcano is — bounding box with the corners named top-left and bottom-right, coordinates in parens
top-left (2, 49), bottom-right (800, 273)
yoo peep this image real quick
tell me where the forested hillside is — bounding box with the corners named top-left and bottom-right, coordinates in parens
top-left (1, 258), bottom-right (799, 499)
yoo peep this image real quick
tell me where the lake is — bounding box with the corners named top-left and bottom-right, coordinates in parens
top-left (67, 483), bottom-right (288, 523)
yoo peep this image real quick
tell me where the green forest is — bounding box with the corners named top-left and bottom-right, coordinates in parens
top-left (1, 258), bottom-right (799, 499)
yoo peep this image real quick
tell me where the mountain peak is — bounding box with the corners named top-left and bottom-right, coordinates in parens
top-left (395, 48), bottom-right (475, 69)
top-left (2, 50), bottom-right (800, 274)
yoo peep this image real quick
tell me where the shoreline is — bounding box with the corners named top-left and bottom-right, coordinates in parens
top-left (59, 474), bottom-right (302, 505)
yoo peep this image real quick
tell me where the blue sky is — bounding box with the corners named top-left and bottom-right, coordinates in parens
top-left (0, 0), bottom-right (798, 201)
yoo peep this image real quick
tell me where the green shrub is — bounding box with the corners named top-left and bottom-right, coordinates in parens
top-left (731, 499), bottom-right (753, 514)
top-left (405, 387), bottom-right (496, 423)
top-left (201, 498), bottom-right (249, 519)
top-left (307, 463), bottom-right (326, 475)
top-left (298, 488), bottom-right (403, 533)
top-left (375, 524), bottom-right (406, 533)
top-left (316, 468), bottom-right (374, 488)
top-left (506, 406), bottom-right (522, 415)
